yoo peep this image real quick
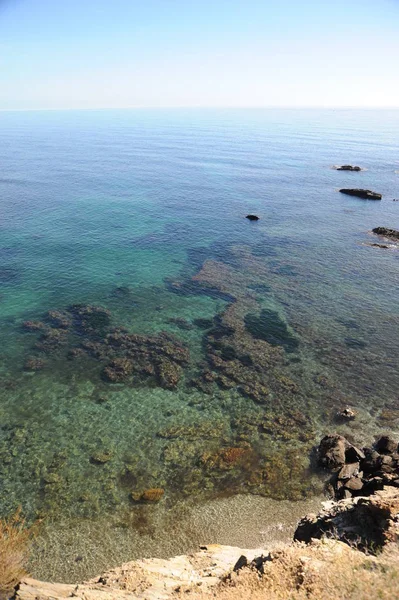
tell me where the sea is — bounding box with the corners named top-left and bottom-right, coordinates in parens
top-left (0, 108), bottom-right (398, 581)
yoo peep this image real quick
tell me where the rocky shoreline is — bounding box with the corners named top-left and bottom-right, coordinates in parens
top-left (11, 435), bottom-right (399, 599)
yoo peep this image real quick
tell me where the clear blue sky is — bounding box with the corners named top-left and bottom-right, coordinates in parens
top-left (1, 0), bottom-right (398, 110)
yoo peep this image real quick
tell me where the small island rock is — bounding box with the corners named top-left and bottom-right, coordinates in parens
top-left (339, 189), bottom-right (382, 200)
top-left (245, 214), bottom-right (259, 221)
top-left (336, 165), bottom-right (362, 171)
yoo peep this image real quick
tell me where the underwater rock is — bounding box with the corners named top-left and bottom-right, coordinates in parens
top-left (102, 358), bottom-right (134, 382)
top-left (244, 309), bottom-right (299, 353)
top-left (155, 358), bottom-right (183, 389)
top-left (167, 317), bottom-right (194, 330)
top-left (339, 189), bottom-right (382, 200)
top-left (336, 165), bottom-right (362, 171)
top-left (46, 310), bottom-right (72, 329)
top-left (68, 304), bottom-right (112, 333)
top-left (366, 243), bottom-right (390, 249)
top-left (23, 301), bottom-right (190, 392)
top-left (90, 451), bottom-right (113, 464)
top-left (372, 227), bottom-right (399, 240)
top-left (0, 266), bottom-right (20, 284)
top-left (110, 285), bottom-right (133, 299)
top-left (193, 317), bottom-right (214, 329)
top-left (67, 347), bottom-right (87, 360)
top-left (35, 328), bottom-right (69, 352)
top-left (245, 214), bottom-right (259, 221)
top-left (131, 488), bottom-right (164, 503)
top-left (189, 274), bottom-right (301, 403)
top-left (157, 420), bottom-right (226, 441)
top-left (201, 446), bottom-right (252, 470)
top-left (23, 357), bottom-right (46, 371)
top-left (22, 320), bottom-right (47, 332)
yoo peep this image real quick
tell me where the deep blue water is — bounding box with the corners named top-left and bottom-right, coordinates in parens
top-left (0, 108), bottom-right (398, 580)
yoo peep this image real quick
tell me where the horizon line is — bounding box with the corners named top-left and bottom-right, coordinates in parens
top-left (1, 105), bottom-right (399, 113)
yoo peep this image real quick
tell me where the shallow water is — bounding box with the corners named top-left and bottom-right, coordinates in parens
top-left (0, 108), bottom-right (398, 581)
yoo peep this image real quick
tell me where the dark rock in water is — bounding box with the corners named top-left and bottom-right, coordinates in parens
top-left (339, 188), bottom-right (382, 200)
top-left (318, 434), bottom-right (347, 470)
top-left (68, 304), bottom-right (112, 333)
top-left (375, 435), bottom-right (398, 455)
top-left (0, 266), bottom-right (20, 284)
top-left (245, 215), bottom-right (259, 221)
top-left (102, 358), bottom-right (134, 382)
top-left (36, 327), bottom-right (69, 352)
top-left (22, 320), bottom-right (47, 332)
top-left (367, 243), bottom-right (390, 249)
top-left (336, 165), bottom-right (362, 171)
top-left (193, 317), bottom-right (214, 329)
top-left (372, 227), bottom-right (399, 240)
top-left (24, 357), bottom-right (46, 371)
top-left (47, 310), bottom-right (72, 329)
top-left (344, 337), bottom-right (367, 349)
top-left (167, 317), bottom-right (194, 330)
top-left (110, 285), bottom-right (133, 299)
top-left (244, 309), bottom-right (299, 353)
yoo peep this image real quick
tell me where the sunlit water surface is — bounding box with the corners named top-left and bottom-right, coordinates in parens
top-left (0, 109), bottom-right (398, 581)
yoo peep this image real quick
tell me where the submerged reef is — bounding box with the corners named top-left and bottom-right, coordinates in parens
top-left (185, 252), bottom-right (302, 406)
top-left (13, 244), bottom-right (377, 526)
top-left (21, 304), bottom-right (190, 391)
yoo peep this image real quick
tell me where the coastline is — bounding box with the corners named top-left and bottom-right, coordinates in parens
top-left (15, 484), bottom-right (399, 599)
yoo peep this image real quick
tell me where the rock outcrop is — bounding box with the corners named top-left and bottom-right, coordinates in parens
top-left (15, 485), bottom-right (399, 600)
top-left (15, 545), bottom-right (264, 600)
top-left (318, 434), bottom-right (399, 500)
top-left (339, 189), bottom-right (382, 200)
top-left (295, 486), bottom-right (399, 549)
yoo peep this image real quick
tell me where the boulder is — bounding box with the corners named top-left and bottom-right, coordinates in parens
top-left (362, 448), bottom-right (381, 473)
top-left (344, 477), bottom-right (364, 492)
top-left (318, 435), bottom-right (347, 470)
top-left (375, 435), bottom-right (398, 455)
top-left (339, 189), bottom-right (382, 200)
top-left (338, 463), bottom-right (360, 481)
top-left (345, 444), bottom-right (365, 463)
top-left (372, 227), bottom-right (399, 240)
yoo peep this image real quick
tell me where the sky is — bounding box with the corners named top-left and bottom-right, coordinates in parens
top-left (0, 0), bottom-right (399, 110)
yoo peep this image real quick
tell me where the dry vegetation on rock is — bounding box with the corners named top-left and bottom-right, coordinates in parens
top-left (0, 509), bottom-right (32, 600)
top-left (184, 540), bottom-right (399, 600)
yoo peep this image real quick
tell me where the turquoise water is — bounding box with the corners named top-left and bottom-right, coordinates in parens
top-left (0, 108), bottom-right (398, 580)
